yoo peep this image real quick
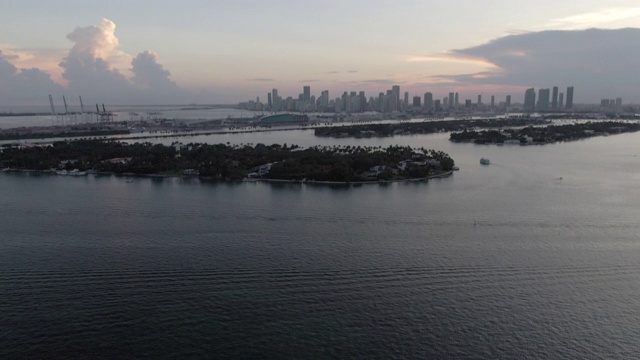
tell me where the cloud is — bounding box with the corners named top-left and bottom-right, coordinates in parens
top-left (0, 50), bottom-right (64, 104)
top-left (545, 7), bottom-right (640, 30)
top-left (59, 19), bottom-right (137, 102)
top-left (0, 47), bottom-right (67, 84)
top-left (426, 28), bottom-right (640, 102)
top-left (130, 50), bottom-right (178, 91)
top-left (351, 79), bottom-right (398, 86)
top-left (406, 53), bottom-right (498, 69)
top-left (1, 18), bottom-right (190, 105)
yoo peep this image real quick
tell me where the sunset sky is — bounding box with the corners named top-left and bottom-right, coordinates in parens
top-left (1, 0), bottom-right (640, 105)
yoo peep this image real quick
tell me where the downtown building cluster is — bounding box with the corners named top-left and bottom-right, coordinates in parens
top-left (238, 85), bottom-right (517, 114)
top-left (238, 84), bottom-right (634, 114)
top-left (523, 86), bottom-right (574, 112)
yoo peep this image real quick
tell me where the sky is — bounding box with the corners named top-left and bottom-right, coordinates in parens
top-left (1, 0), bottom-right (640, 106)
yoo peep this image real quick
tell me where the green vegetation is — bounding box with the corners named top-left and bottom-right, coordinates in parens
top-left (314, 117), bottom-right (548, 138)
top-left (450, 121), bottom-right (640, 144)
top-left (0, 140), bottom-right (454, 182)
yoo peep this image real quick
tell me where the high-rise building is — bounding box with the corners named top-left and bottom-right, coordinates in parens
top-left (506, 95), bottom-right (511, 108)
top-left (616, 97), bottom-right (622, 108)
top-left (267, 93), bottom-right (272, 108)
top-left (477, 94), bottom-right (482, 104)
top-left (272, 89), bottom-right (280, 110)
top-left (524, 88), bottom-right (536, 112)
top-left (359, 91), bottom-right (366, 112)
top-left (303, 86), bottom-right (311, 102)
top-left (565, 86), bottom-right (574, 109)
top-left (490, 95), bottom-right (495, 108)
top-left (413, 96), bottom-right (421, 107)
top-left (454, 92), bottom-right (459, 108)
top-left (424, 92), bottom-right (433, 111)
top-left (448, 92), bottom-right (454, 109)
top-left (404, 92), bottom-right (409, 110)
top-left (551, 86), bottom-right (558, 108)
top-left (559, 93), bottom-right (564, 108)
top-left (537, 88), bottom-right (550, 111)
top-left (392, 85), bottom-right (400, 111)
top-left (320, 90), bottom-right (329, 107)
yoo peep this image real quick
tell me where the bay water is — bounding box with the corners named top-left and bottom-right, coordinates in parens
top-left (1, 130), bottom-right (640, 358)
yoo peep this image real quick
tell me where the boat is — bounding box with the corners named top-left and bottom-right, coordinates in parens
top-left (480, 158), bottom-right (490, 165)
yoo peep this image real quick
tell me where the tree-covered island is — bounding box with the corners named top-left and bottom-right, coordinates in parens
top-left (314, 117), bottom-right (549, 138)
top-left (0, 140), bottom-right (454, 183)
top-left (449, 121), bottom-right (640, 145)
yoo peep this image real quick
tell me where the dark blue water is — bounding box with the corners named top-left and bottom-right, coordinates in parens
top-left (2, 132), bottom-right (640, 359)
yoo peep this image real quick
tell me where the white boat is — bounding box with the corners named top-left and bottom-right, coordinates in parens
top-left (480, 158), bottom-right (490, 165)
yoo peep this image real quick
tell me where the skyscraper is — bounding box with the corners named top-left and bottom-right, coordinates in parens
top-left (551, 86), bottom-right (558, 109)
top-left (559, 93), bottom-right (564, 108)
top-left (524, 88), bottom-right (536, 112)
top-left (454, 92), bottom-right (459, 109)
top-left (392, 85), bottom-right (400, 111)
top-left (506, 95), bottom-right (511, 108)
top-left (477, 94), bottom-right (482, 104)
top-left (448, 92), bottom-right (454, 109)
top-left (424, 92), bottom-right (433, 111)
top-left (272, 89), bottom-right (280, 111)
top-left (490, 95), bottom-right (495, 108)
top-left (537, 88), bottom-right (550, 111)
top-left (565, 86), bottom-right (574, 109)
top-left (303, 86), bottom-right (311, 102)
top-left (359, 91), bottom-right (366, 112)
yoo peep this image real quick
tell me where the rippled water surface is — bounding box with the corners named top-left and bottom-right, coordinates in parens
top-left (2, 131), bottom-right (640, 359)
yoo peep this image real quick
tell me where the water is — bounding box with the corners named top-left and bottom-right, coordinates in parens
top-left (1, 131), bottom-right (640, 358)
top-left (0, 106), bottom-right (260, 129)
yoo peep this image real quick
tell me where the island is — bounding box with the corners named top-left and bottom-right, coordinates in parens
top-left (449, 121), bottom-right (640, 145)
top-left (314, 117), bottom-right (549, 138)
top-left (0, 140), bottom-right (455, 183)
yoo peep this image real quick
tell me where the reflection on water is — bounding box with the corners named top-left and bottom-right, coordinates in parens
top-left (1, 132), bottom-right (640, 358)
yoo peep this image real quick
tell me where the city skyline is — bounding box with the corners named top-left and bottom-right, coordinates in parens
top-left (1, 1), bottom-right (640, 105)
top-left (240, 84), bottom-right (588, 113)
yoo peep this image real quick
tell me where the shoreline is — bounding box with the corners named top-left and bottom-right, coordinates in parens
top-left (1, 168), bottom-right (454, 185)
top-left (249, 170), bottom-right (453, 185)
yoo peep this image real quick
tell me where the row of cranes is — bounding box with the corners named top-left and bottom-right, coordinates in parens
top-left (48, 95), bottom-right (114, 126)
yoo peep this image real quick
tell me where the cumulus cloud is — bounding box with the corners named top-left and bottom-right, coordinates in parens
top-left (58, 19), bottom-right (138, 102)
top-left (0, 50), bottom-right (64, 103)
top-left (130, 50), bottom-right (178, 91)
top-left (1, 18), bottom-right (189, 105)
top-left (428, 28), bottom-right (640, 102)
